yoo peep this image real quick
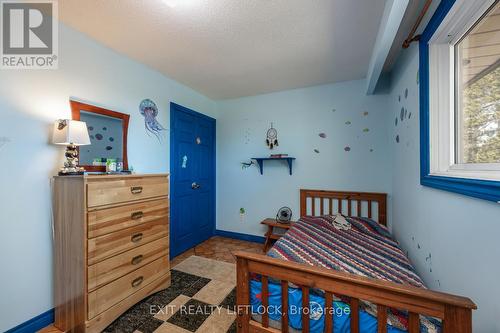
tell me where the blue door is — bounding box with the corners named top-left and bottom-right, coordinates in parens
top-left (170, 103), bottom-right (216, 258)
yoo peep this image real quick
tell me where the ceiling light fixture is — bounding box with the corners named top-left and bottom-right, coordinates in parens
top-left (162, 0), bottom-right (197, 9)
top-left (163, 0), bottom-right (177, 8)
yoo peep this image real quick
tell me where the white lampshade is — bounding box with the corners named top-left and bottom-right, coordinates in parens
top-left (52, 119), bottom-right (91, 146)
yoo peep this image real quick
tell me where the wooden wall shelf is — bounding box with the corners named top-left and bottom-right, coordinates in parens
top-left (252, 157), bottom-right (296, 175)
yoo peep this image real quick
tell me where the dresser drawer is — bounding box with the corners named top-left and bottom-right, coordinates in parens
top-left (88, 199), bottom-right (169, 238)
top-left (88, 219), bottom-right (169, 265)
top-left (87, 176), bottom-right (169, 208)
top-left (87, 256), bottom-right (170, 319)
top-left (88, 237), bottom-right (169, 291)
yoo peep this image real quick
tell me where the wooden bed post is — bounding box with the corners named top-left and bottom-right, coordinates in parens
top-left (443, 306), bottom-right (473, 333)
top-left (300, 190), bottom-right (307, 217)
top-left (236, 257), bottom-right (250, 333)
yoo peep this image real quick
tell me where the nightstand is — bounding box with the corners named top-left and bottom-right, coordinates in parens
top-left (261, 218), bottom-right (294, 253)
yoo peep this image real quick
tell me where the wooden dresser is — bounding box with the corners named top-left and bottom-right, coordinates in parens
top-left (53, 174), bottom-right (170, 333)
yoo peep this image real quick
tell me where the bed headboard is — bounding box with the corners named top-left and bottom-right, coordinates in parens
top-left (300, 189), bottom-right (387, 226)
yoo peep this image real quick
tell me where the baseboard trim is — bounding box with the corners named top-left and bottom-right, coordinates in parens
top-left (5, 308), bottom-right (54, 333)
top-left (215, 229), bottom-right (265, 244)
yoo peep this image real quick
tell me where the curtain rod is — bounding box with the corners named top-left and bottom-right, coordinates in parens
top-left (403, 0), bottom-right (433, 48)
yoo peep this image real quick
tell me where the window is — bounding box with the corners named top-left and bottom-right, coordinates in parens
top-left (455, 2), bottom-right (500, 167)
top-left (420, 0), bottom-right (500, 202)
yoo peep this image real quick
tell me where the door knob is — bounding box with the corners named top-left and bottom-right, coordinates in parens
top-left (191, 182), bottom-right (201, 190)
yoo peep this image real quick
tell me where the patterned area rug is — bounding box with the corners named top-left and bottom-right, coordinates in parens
top-left (103, 256), bottom-right (237, 333)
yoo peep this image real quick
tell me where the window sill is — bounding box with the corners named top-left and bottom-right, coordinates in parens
top-left (431, 169), bottom-right (500, 182)
top-left (421, 174), bottom-right (500, 203)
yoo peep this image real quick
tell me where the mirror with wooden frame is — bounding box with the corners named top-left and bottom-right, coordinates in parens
top-left (70, 100), bottom-right (130, 172)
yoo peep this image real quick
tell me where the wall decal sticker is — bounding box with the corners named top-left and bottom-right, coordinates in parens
top-left (398, 95), bottom-right (401, 102)
top-left (102, 127), bottom-right (107, 131)
top-left (396, 135), bottom-right (400, 143)
top-left (363, 128), bottom-right (370, 133)
top-left (363, 111), bottom-right (369, 116)
top-left (405, 108), bottom-right (408, 118)
top-left (345, 121), bottom-right (351, 125)
top-left (400, 107), bottom-right (405, 121)
top-left (395, 118), bottom-right (398, 126)
top-left (244, 128), bottom-right (251, 144)
top-left (181, 155), bottom-right (188, 168)
top-left (95, 133), bottom-right (103, 140)
top-left (370, 148), bottom-right (374, 152)
top-left (314, 149), bottom-right (320, 153)
top-left (196, 137), bottom-right (202, 145)
top-left (109, 137), bottom-right (114, 142)
top-left (318, 133), bottom-right (327, 138)
top-left (105, 146), bottom-right (113, 151)
top-left (331, 108), bottom-right (337, 112)
top-left (405, 88), bottom-right (408, 99)
top-left (408, 112), bottom-right (412, 119)
top-left (344, 146), bottom-right (351, 152)
top-left (241, 161), bottom-right (254, 169)
top-left (0, 137), bottom-right (10, 151)
top-left (139, 99), bottom-right (166, 142)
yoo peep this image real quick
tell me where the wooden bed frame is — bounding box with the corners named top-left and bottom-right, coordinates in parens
top-left (235, 189), bottom-right (476, 333)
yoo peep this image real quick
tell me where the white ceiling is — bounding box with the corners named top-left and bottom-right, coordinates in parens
top-left (59, 0), bottom-right (386, 100)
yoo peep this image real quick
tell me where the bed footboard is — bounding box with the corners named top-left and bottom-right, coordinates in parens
top-left (235, 251), bottom-right (476, 333)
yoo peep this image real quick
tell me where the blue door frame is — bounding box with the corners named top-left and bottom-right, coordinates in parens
top-left (170, 102), bottom-right (216, 258)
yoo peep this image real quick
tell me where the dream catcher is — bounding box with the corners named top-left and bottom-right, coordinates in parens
top-left (266, 123), bottom-right (279, 149)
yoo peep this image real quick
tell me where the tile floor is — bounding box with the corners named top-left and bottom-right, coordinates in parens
top-left (171, 236), bottom-right (264, 267)
top-left (104, 256), bottom-right (238, 333)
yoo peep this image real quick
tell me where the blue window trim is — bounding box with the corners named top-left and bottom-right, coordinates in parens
top-left (419, 0), bottom-right (500, 203)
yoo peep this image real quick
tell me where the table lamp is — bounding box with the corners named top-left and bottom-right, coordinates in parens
top-left (52, 119), bottom-right (91, 175)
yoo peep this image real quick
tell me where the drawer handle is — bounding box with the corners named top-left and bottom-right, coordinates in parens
top-left (131, 211), bottom-right (144, 220)
top-left (131, 186), bottom-right (143, 194)
top-left (131, 233), bottom-right (143, 243)
top-left (131, 276), bottom-right (144, 288)
top-left (131, 255), bottom-right (144, 265)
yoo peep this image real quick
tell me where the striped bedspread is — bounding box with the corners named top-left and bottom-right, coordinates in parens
top-left (267, 215), bottom-right (425, 288)
top-left (261, 215), bottom-right (440, 332)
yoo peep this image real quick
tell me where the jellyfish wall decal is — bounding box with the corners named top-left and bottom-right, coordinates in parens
top-left (139, 99), bottom-right (166, 141)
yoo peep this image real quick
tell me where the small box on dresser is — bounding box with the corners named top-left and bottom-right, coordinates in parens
top-left (52, 174), bottom-right (171, 333)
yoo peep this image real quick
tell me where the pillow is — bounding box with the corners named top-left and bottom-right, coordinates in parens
top-left (331, 213), bottom-right (351, 231)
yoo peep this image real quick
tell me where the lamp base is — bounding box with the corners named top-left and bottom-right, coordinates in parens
top-left (59, 144), bottom-right (86, 175)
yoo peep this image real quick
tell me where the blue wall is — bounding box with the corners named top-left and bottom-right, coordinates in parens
top-left (216, 79), bottom-right (393, 237)
top-left (389, 43), bottom-right (500, 332)
top-left (0, 23), bottom-right (217, 332)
